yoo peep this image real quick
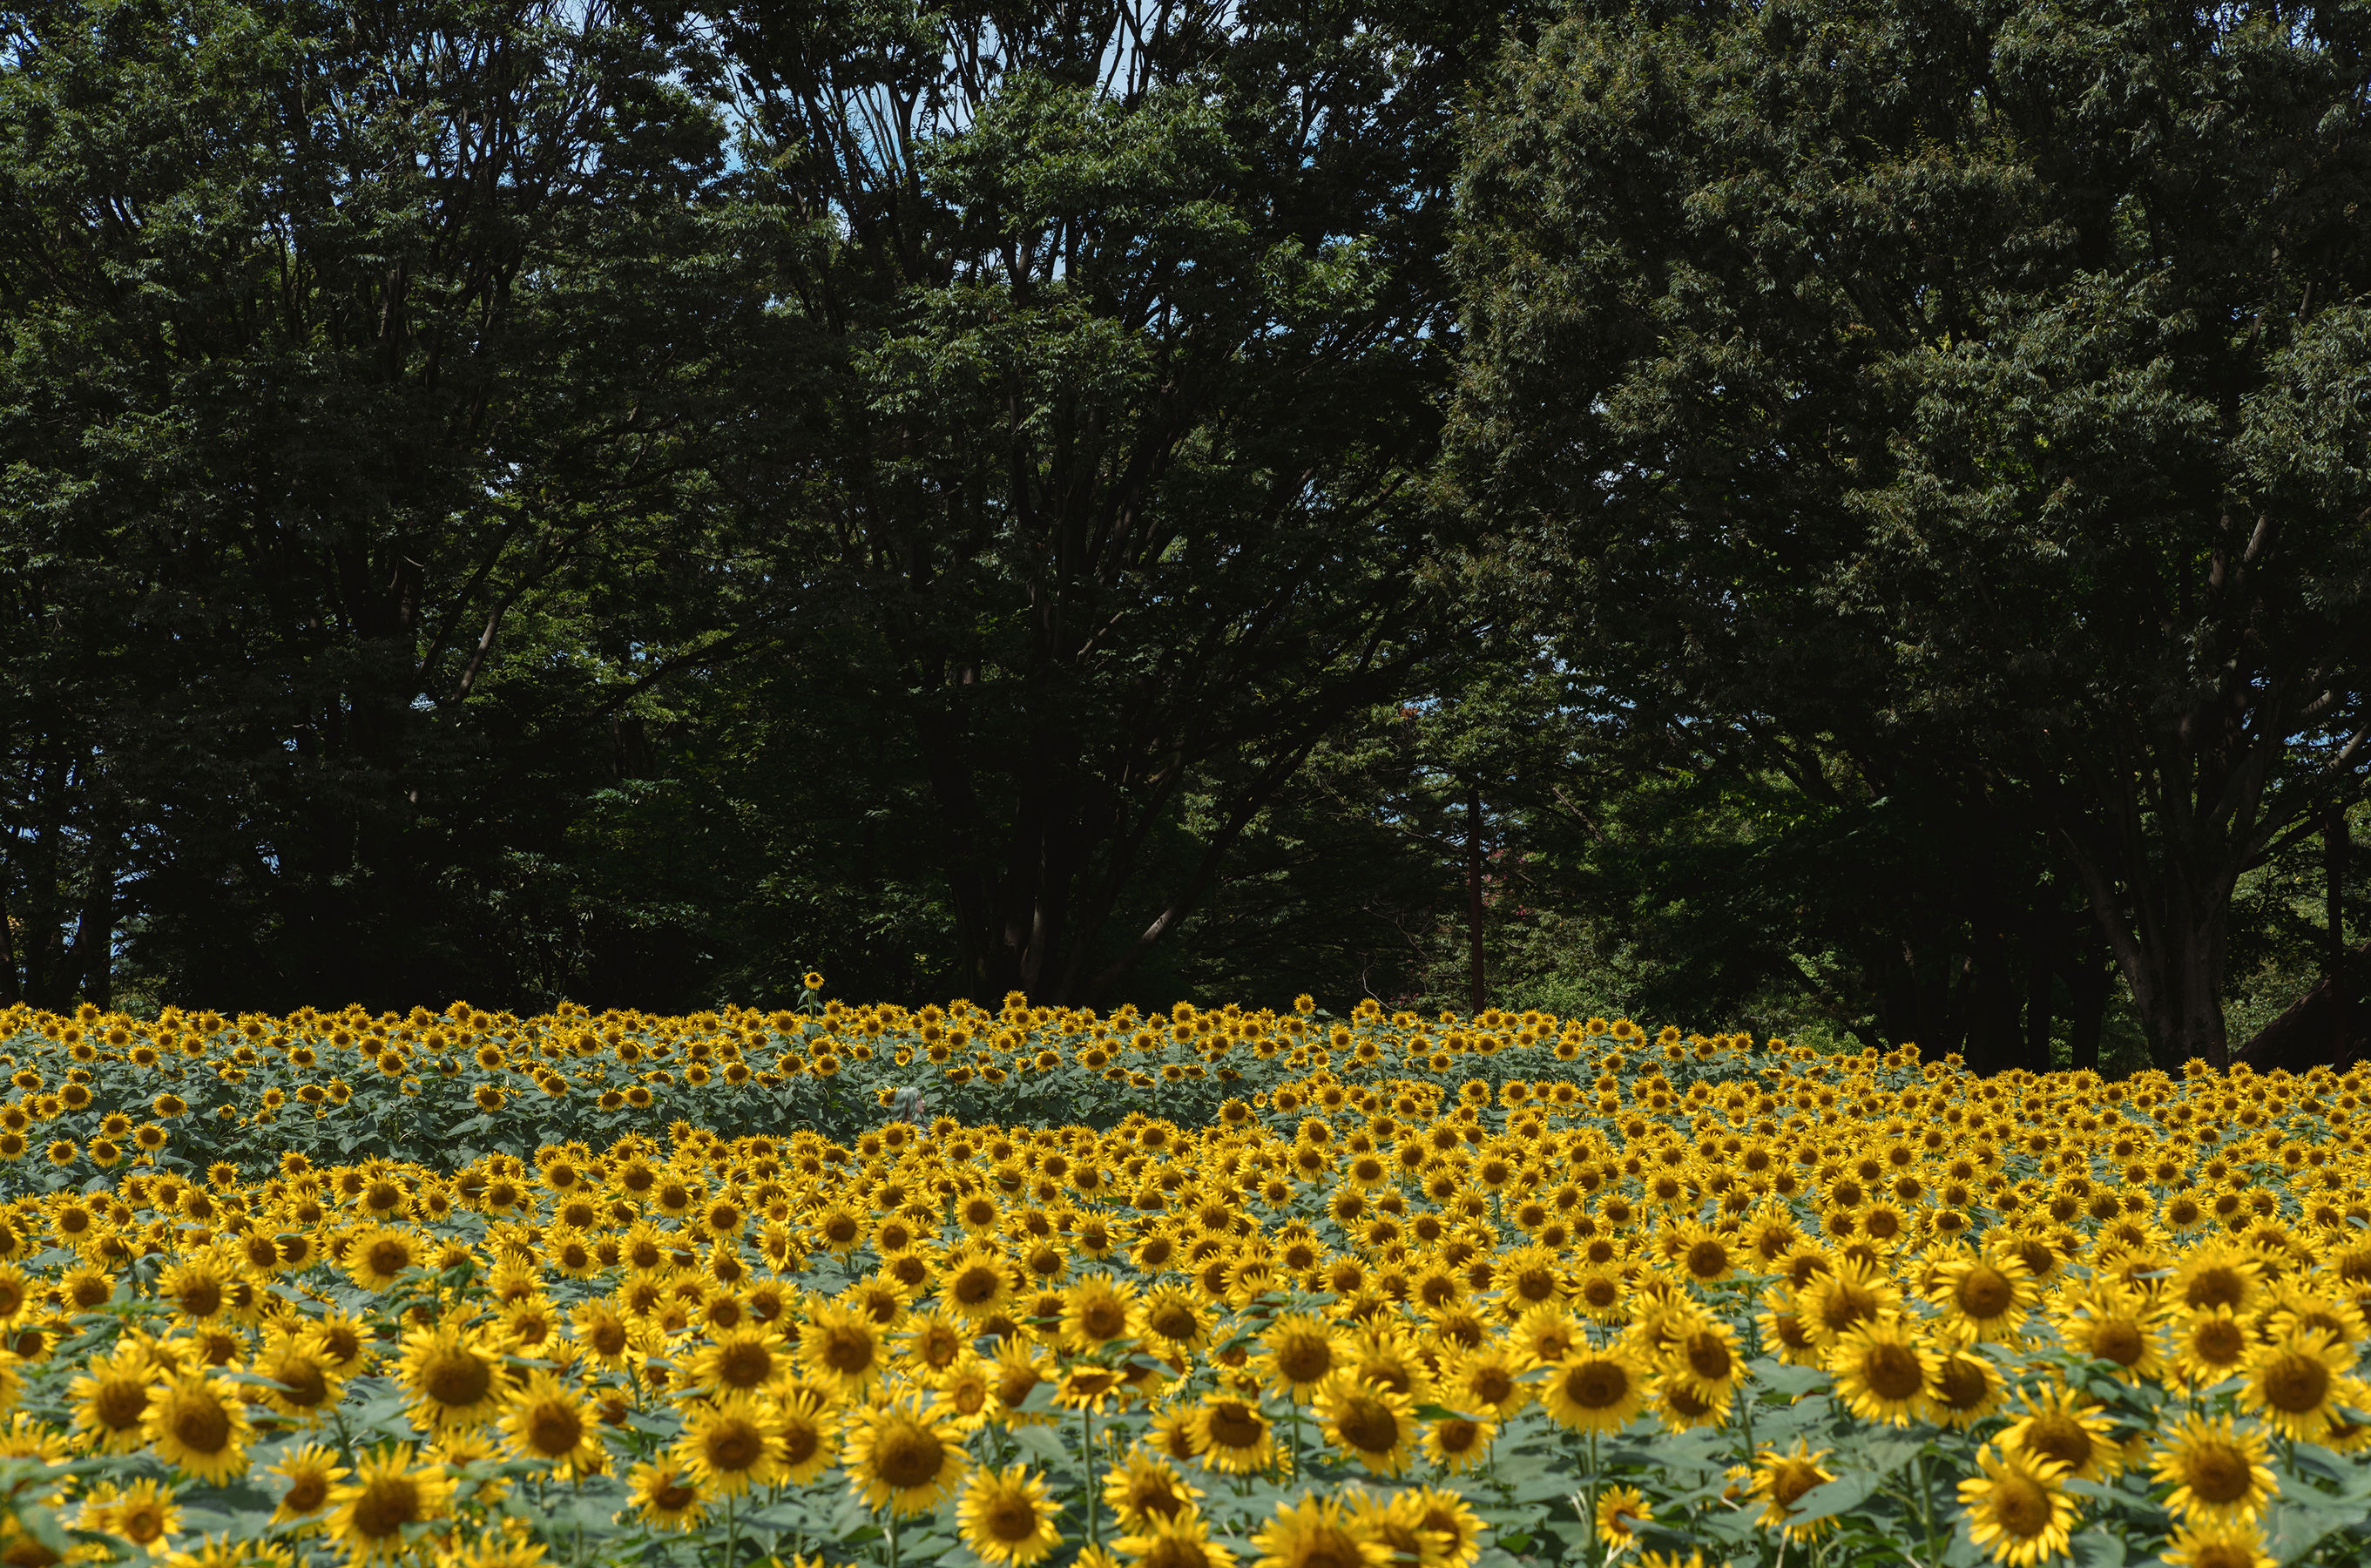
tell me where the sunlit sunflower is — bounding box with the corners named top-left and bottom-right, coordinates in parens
top-left (68, 1342), bottom-right (159, 1455)
top-left (1103, 1449), bottom-right (1205, 1530)
top-left (800, 1300), bottom-right (890, 1399)
top-left (77, 1477), bottom-right (181, 1551)
top-left (957, 1463), bottom-right (1064, 1565)
top-left (1999, 1383), bottom-right (2124, 1481)
top-left (625, 1458), bottom-right (707, 1532)
top-left (252, 1326), bottom-right (345, 1424)
top-left (396, 1321), bottom-right (506, 1434)
top-left (143, 1368), bottom-right (253, 1484)
top-left (2167, 1306), bottom-right (2254, 1392)
top-left (1186, 1392), bottom-right (1278, 1476)
top-left (1924, 1340), bottom-right (2007, 1429)
top-left (2161, 1520), bottom-right (2276, 1568)
top-left (1117, 1504), bottom-right (1239, 1568)
top-left (769, 1383), bottom-right (841, 1484)
top-left (1249, 1492), bottom-right (1390, 1568)
top-left (1315, 1373), bottom-right (1416, 1476)
top-left (268, 1442), bottom-right (348, 1527)
top-left (845, 1393), bottom-right (968, 1516)
top-left (1061, 1276), bottom-right (1138, 1355)
top-left (342, 1226), bottom-right (424, 1292)
top-left (496, 1369), bottom-right (605, 1478)
top-left (1827, 1315), bottom-right (1934, 1427)
top-left (2237, 1327), bottom-right (2360, 1443)
top-left (1660, 1315), bottom-right (1746, 1408)
top-left (325, 1445), bottom-right (454, 1564)
top-left (689, 1328), bottom-right (789, 1400)
top-left (1748, 1438), bottom-right (1837, 1542)
top-left (2151, 1412), bottom-right (2279, 1526)
top-left (1928, 1251), bottom-right (2034, 1342)
top-left (942, 1246), bottom-right (1019, 1322)
top-left (1957, 1443), bottom-right (2079, 1566)
top-left (1257, 1314), bottom-right (1345, 1401)
top-left (2053, 1282), bottom-right (2165, 1382)
top-left (1538, 1343), bottom-right (1646, 1434)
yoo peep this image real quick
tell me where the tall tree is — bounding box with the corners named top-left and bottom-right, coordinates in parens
top-left (708, 0), bottom-right (1481, 1004)
top-left (0, 0), bottom-right (756, 1006)
top-left (1452, 0), bottom-right (2371, 1068)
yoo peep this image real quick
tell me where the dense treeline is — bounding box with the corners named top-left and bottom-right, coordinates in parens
top-left (1, 0), bottom-right (2363, 1074)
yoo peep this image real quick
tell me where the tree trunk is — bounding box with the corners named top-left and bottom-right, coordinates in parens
top-left (1467, 785), bottom-right (1486, 1017)
top-left (2022, 905), bottom-right (2060, 1073)
top-left (2237, 941), bottom-right (2369, 1073)
top-left (2331, 804), bottom-right (2351, 1063)
top-left (67, 828), bottom-right (117, 1012)
top-left (2065, 939), bottom-right (2111, 1076)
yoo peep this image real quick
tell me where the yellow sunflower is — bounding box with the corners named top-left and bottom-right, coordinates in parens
top-left (143, 1368), bottom-right (253, 1484)
top-left (845, 1393), bottom-right (968, 1517)
top-left (957, 1463), bottom-right (1064, 1566)
top-left (2237, 1327), bottom-right (2360, 1443)
top-left (267, 1442), bottom-right (348, 1527)
top-left (1748, 1438), bottom-right (1837, 1542)
top-left (1185, 1393), bottom-right (1278, 1476)
top-left (1537, 1343), bottom-right (1647, 1434)
top-left (1314, 1373), bottom-right (1417, 1477)
top-left (496, 1369), bottom-right (606, 1479)
top-left (1957, 1443), bottom-right (2079, 1567)
top-left (1248, 1492), bottom-right (1390, 1568)
top-left (2151, 1412), bottom-right (2279, 1526)
top-left (324, 1445), bottom-right (454, 1565)
top-left (1827, 1315), bottom-right (1934, 1427)
top-left (396, 1321), bottom-right (506, 1434)
top-left (625, 1458), bottom-right (707, 1532)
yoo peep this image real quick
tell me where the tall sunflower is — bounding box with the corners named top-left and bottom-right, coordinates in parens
top-left (324, 1446), bottom-right (454, 1565)
top-left (2151, 1413), bottom-right (2279, 1526)
top-left (1956, 1443), bottom-right (2080, 1567)
top-left (956, 1463), bottom-right (1064, 1566)
top-left (845, 1393), bottom-right (968, 1517)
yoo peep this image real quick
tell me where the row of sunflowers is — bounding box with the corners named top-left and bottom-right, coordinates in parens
top-left (0, 996), bottom-right (2361, 1568)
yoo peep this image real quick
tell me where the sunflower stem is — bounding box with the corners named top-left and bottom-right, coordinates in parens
top-left (1082, 1405), bottom-right (1098, 1548)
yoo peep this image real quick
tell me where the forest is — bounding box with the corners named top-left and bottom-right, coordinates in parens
top-left (1, 0), bottom-right (2365, 1077)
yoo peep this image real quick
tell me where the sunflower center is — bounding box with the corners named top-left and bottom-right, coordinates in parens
top-left (781, 1416), bottom-right (821, 1464)
top-left (1956, 1267), bottom-right (2013, 1318)
top-left (2185, 1267), bottom-right (2246, 1311)
top-left (821, 1326), bottom-right (876, 1375)
top-left (1206, 1402), bottom-right (1266, 1450)
top-left (1684, 1333), bottom-right (1732, 1382)
top-left (2023, 1415), bottom-right (2092, 1470)
top-left (875, 1424), bottom-right (946, 1489)
top-left (952, 1267), bottom-right (1001, 1306)
top-left (2090, 1321), bottom-right (2145, 1366)
top-left (177, 1280), bottom-right (223, 1319)
top-left (1862, 1343), bottom-right (1924, 1402)
top-left (2186, 1445), bottom-right (2253, 1504)
top-left (93, 1380), bottom-right (149, 1431)
top-left (1080, 1301), bottom-right (1127, 1339)
top-left (1435, 1417), bottom-right (1482, 1454)
top-left (283, 1473), bottom-right (330, 1513)
top-left (1275, 1335), bottom-right (1333, 1382)
top-left (1334, 1396), bottom-right (1399, 1453)
top-left (1681, 1239), bottom-right (1729, 1279)
top-left (589, 1320), bottom-right (629, 1356)
top-left (527, 1402), bottom-right (584, 1456)
top-left (367, 1240), bottom-right (413, 1279)
top-left (1771, 1460), bottom-right (1823, 1508)
top-left (1563, 1359), bottom-right (1631, 1409)
top-left (422, 1350), bottom-right (491, 1409)
top-left (983, 1493), bottom-right (1041, 1543)
top-left (172, 1396), bottom-right (232, 1453)
top-left (2260, 1352), bottom-right (2331, 1413)
top-left (650, 1479), bottom-right (699, 1512)
top-left (1989, 1475), bottom-right (2052, 1538)
top-left (268, 1358), bottom-right (330, 1408)
top-left (1930, 1357), bottom-right (1990, 1412)
top-left (719, 1342), bottom-right (773, 1388)
top-left (1468, 1365), bottom-right (1514, 1404)
top-left (349, 1477), bottom-right (422, 1539)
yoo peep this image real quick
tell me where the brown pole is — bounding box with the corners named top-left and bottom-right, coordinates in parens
top-left (2333, 802), bottom-right (2351, 1058)
top-left (1467, 786), bottom-right (1486, 1017)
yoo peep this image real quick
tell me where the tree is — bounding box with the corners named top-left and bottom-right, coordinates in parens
top-left (706, 0), bottom-right (1483, 1004)
top-left (1452, 0), bottom-right (2371, 1068)
top-left (0, 0), bottom-right (757, 1007)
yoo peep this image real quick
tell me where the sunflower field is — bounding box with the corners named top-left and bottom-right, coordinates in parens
top-left (0, 991), bottom-right (2361, 1568)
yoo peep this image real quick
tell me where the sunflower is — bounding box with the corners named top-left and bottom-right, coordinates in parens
top-left (773, 1383), bottom-right (841, 1484)
top-left (672, 1394), bottom-right (783, 1500)
top-left (1420, 1409), bottom-right (1496, 1473)
top-left (496, 1369), bottom-right (605, 1478)
top-left (251, 1326), bottom-right (344, 1424)
top-left (396, 1321), bottom-right (506, 1434)
top-left (1929, 1251), bottom-right (2034, 1342)
top-left (1135, 1286), bottom-right (1215, 1361)
top-left (268, 1442), bottom-right (348, 1526)
top-left (1248, 1493), bottom-right (1390, 1568)
top-left (625, 1458), bottom-right (707, 1532)
top-left (991, 1341), bottom-right (1056, 1427)
top-left (343, 1226), bottom-right (424, 1292)
top-left (68, 1342), bottom-right (159, 1455)
top-left (325, 1445), bottom-right (454, 1565)
top-left (1117, 1505), bottom-right (1238, 1568)
top-left (2169, 1243), bottom-right (2265, 1316)
top-left (1595, 1486), bottom-right (1652, 1552)
top-left (900, 1313), bottom-right (971, 1378)
top-left (1924, 1340), bottom-right (2007, 1429)
top-left (845, 1393), bottom-right (968, 1516)
top-left (2237, 1327), bottom-right (2359, 1443)
top-left (1103, 1450), bottom-right (1205, 1529)
top-left (1186, 1393), bottom-right (1278, 1476)
top-left (143, 1368), bottom-right (253, 1483)
top-left (570, 1300), bottom-right (644, 1369)
top-left (1660, 1315), bottom-right (1745, 1407)
top-left (1951, 1443), bottom-right (2078, 1566)
top-left (2052, 1282), bottom-right (2165, 1382)
top-left (1314, 1373), bottom-right (1416, 1477)
top-left (2151, 1412), bottom-right (2279, 1526)
top-left (942, 1246), bottom-right (1019, 1322)
top-left (1748, 1438), bottom-right (1837, 1542)
top-left (1062, 1276), bottom-right (1138, 1355)
top-left (1538, 1343), bottom-right (1647, 1434)
top-left (1257, 1314), bottom-right (1344, 1401)
top-left (1827, 1315), bottom-right (1934, 1427)
top-left (2165, 1304), bottom-right (2253, 1391)
top-left (1436, 1342), bottom-right (1530, 1418)
top-left (957, 1463), bottom-right (1064, 1566)
top-left (688, 1328), bottom-right (789, 1399)
top-left (800, 1300), bottom-right (890, 1398)
top-left (76, 1477), bottom-right (181, 1551)
top-left (2161, 1521), bottom-right (2276, 1568)
top-left (1794, 1258), bottom-right (1902, 1348)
